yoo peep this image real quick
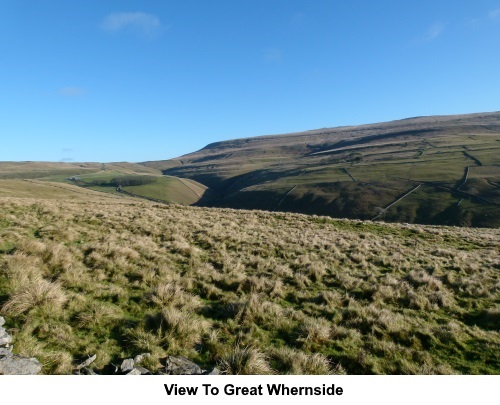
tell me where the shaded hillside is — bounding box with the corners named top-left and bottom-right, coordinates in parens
top-left (142, 112), bottom-right (500, 227)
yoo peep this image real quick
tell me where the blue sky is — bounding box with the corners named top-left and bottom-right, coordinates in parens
top-left (1, 1), bottom-right (499, 162)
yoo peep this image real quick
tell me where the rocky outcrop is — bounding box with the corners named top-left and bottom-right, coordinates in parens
top-left (0, 354), bottom-right (42, 375)
top-left (164, 356), bottom-right (203, 375)
top-left (74, 353), bottom-right (220, 375)
top-left (0, 316), bottom-right (42, 375)
top-left (0, 317), bottom-right (13, 346)
top-left (120, 358), bottom-right (135, 373)
top-left (75, 354), bottom-right (97, 371)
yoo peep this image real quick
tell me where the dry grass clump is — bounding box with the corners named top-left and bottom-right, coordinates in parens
top-left (148, 283), bottom-right (201, 311)
top-left (270, 346), bottom-right (344, 374)
top-left (218, 346), bottom-right (274, 375)
top-left (0, 197), bottom-right (498, 374)
top-left (297, 316), bottom-right (331, 347)
top-left (2, 279), bottom-right (67, 316)
top-left (75, 301), bottom-right (123, 330)
top-left (157, 306), bottom-right (210, 349)
top-left (125, 327), bottom-right (166, 362)
top-left (15, 238), bottom-right (47, 255)
top-left (234, 293), bottom-right (293, 333)
top-left (1, 253), bottom-right (44, 292)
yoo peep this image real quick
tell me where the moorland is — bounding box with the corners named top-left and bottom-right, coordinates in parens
top-left (0, 181), bottom-right (498, 374)
top-left (1, 112), bottom-right (499, 227)
top-left (0, 112), bottom-right (498, 374)
top-left (147, 111), bottom-right (500, 228)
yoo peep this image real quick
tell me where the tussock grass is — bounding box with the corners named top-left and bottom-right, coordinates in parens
top-left (157, 306), bottom-right (209, 347)
top-left (2, 279), bottom-right (67, 316)
top-left (270, 346), bottom-right (344, 374)
top-left (75, 301), bottom-right (122, 330)
top-left (149, 283), bottom-right (201, 311)
top-left (0, 196), bottom-right (498, 374)
top-left (218, 346), bottom-right (274, 375)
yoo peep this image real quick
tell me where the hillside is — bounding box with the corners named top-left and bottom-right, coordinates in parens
top-left (0, 161), bottom-right (161, 180)
top-left (0, 179), bottom-right (140, 202)
top-left (142, 112), bottom-right (500, 227)
top-left (0, 162), bottom-right (208, 206)
top-left (0, 189), bottom-right (498, 374)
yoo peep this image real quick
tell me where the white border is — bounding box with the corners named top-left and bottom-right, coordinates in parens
top-left (0, 375), bottom-right (496, 405)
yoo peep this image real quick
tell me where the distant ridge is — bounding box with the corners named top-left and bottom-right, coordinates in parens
top-left (141, 112), bottom-right (500, 227)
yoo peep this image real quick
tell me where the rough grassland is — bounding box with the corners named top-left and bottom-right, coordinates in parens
top-left (0, 164), bottom-right (208, 206)
top-left (0, 180), bottom-right (133, 201)
top-left (0, 196), bottom-right (498, 374)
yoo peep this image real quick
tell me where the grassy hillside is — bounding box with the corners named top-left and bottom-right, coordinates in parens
top-left (143, 112), bottom-right (500, 227)
top-left (0, 162), bottom-right (104, 180)
top-left (75, 173), bottom-right (208, 205)
top-left (110, 176), bottom-right (207, 205)
top-left (0, 192), bottom-right (498, 374)
top-left (0, 162), bottom-right (208, 206)
top-left (0, 179), bottom-right (134, 201)
top-left (0, 162), bottom-right (162, 180)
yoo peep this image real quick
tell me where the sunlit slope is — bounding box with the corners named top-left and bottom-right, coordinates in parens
top-left (72, 172), bottom-right (208, 205)
top-left (0, 161), bottom-right (162, 180)
top-left (0, 162), bottom-right (104, 180)
top-left (112, 176), bottom-right (207, 205)
top-left (0, 196), bottom-right (498, 374)
top-left (143, 112), bottom-right (500, 227)
top-left (0, 162), bottom-right (208, 206)
top-left (0, 179), bottom-right (134, 202)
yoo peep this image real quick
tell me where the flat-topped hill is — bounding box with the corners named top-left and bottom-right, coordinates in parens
top-left (142, 112), bottom-right (500, 227)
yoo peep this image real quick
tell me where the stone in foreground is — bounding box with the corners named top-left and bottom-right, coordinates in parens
top-left (0, 330), bottom-right (12, 347)
top-left (164, 356), bottom-right (203, 375)
top-left (0, 348), bottom-right (13, 358)
top-left (133, 353), bottom-right (151, 364)
top-left (0, 355), bottom-right (42, 375)
top-left (75, 354), bottom-right (97, 370)
top-left (120, 358), bottom-right (135, 373)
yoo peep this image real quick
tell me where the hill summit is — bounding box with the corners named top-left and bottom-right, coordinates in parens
top-left (142, 112), bottom-right (500, 227)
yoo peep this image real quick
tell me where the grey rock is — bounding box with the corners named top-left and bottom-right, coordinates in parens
top-left (0, 324), bottom-right (13, 350)
top-left (164, 356), bottom-right (202, 375)
top-left (79, 366), bottom-right (97, 375)
top-left (0, 355), bottom-right (42, 375)
top-left (0, 316), bottom-right (5, 327)
top-left (0, 331), bottom-right (12, 346)
top-left (126, 368), bottom-right (142, 375)
top-left (133, 366), bottom-right (151, 375)
top-left (0, 348), bottom-right (13, 358)
top-left (133, 353), bottom-right (151, 364)
top-left (120, 358), bottom-right (135, 373)
top-left (75, 354), bottom-right (97, 370)
top-left (204, 367), bottom-right (221, 375)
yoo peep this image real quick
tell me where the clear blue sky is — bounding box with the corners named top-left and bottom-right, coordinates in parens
top-left (1, 0), bottom-right (499, 162)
